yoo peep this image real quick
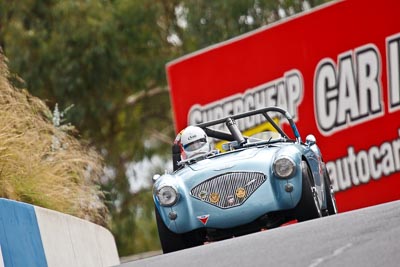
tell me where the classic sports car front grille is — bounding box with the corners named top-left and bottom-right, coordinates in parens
top-left (191, 172), bottom-right (267, 209)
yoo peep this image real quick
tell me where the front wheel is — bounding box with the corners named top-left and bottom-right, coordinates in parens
top-left (155, 207), bottom-right (204, 253)
top-left (322, 163), bottom-right (338, 216)
top-left (295, 161), bottom-right (322, 222)
top-left (155, 207), bottom-right (186, 253)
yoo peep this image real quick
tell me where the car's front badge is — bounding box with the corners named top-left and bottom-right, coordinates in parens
top-left (199, 190), bottom-right (208, 200)
top-left (210, 192), bottom-right (220, 203)
top-left (236, 187), bottom-right (246, 198)
top-left (227, 195), bottom-right (235, 205)
top-left (197, 214), bottom-right (210, 225)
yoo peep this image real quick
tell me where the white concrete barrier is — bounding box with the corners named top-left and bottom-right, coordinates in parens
top-left (0, 198), bottom-right (120, 267)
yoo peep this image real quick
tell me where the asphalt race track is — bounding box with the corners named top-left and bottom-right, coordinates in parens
top-left (118, 200), bottom-right (400, 267)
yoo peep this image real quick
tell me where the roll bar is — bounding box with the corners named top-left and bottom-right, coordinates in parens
top-left (195, 106), bottom-right (301, 144)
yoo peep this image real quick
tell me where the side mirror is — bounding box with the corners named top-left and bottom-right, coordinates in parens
top-left (152, 174), bottom-right (160, 183)
top-left (306, 134), bottom-right (316, 146)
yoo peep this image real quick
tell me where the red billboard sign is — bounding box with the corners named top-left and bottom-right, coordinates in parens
top-left (166, 0), bottom-right (400, 212)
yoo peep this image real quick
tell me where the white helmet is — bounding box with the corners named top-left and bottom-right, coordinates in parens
top-left (180, 126), bottom-right (210, 160)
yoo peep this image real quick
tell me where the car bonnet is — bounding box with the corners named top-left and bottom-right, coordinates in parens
top-left (188, 147), bottom-right (266, 171)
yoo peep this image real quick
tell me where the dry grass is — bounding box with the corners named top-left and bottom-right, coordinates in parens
top-left (0, 53), bottom-right (108, 226)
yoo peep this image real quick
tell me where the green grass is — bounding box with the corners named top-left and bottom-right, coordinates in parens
top-left (0, 53), bottom-right (108, 226)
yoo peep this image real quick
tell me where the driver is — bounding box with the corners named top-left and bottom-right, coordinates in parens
top-left (177, 126), bottom-right (211, 160)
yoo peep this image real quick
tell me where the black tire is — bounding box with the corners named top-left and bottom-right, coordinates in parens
top-left (322, 163), bottom-right (338, 216)
top-left (155, 207), bottom-right (186, 253)
top-left (295, 161), bottom-right (322, 222)
top-left (155, 207), bottom-right (204, 253)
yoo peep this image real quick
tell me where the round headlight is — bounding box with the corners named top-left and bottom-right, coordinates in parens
top-left (156, 185), bottom-right (179, 206)
top-left (273, 156), bottom-right (296, 178)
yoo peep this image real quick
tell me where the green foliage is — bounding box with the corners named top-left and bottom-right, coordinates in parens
top-left (175, 0), bottom-right (331, 53)
top-left (0, 0), bottom-right (332, 256)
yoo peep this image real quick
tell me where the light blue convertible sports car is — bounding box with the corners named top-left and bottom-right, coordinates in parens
top-left (153, 107), bottom-right (337, 253)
